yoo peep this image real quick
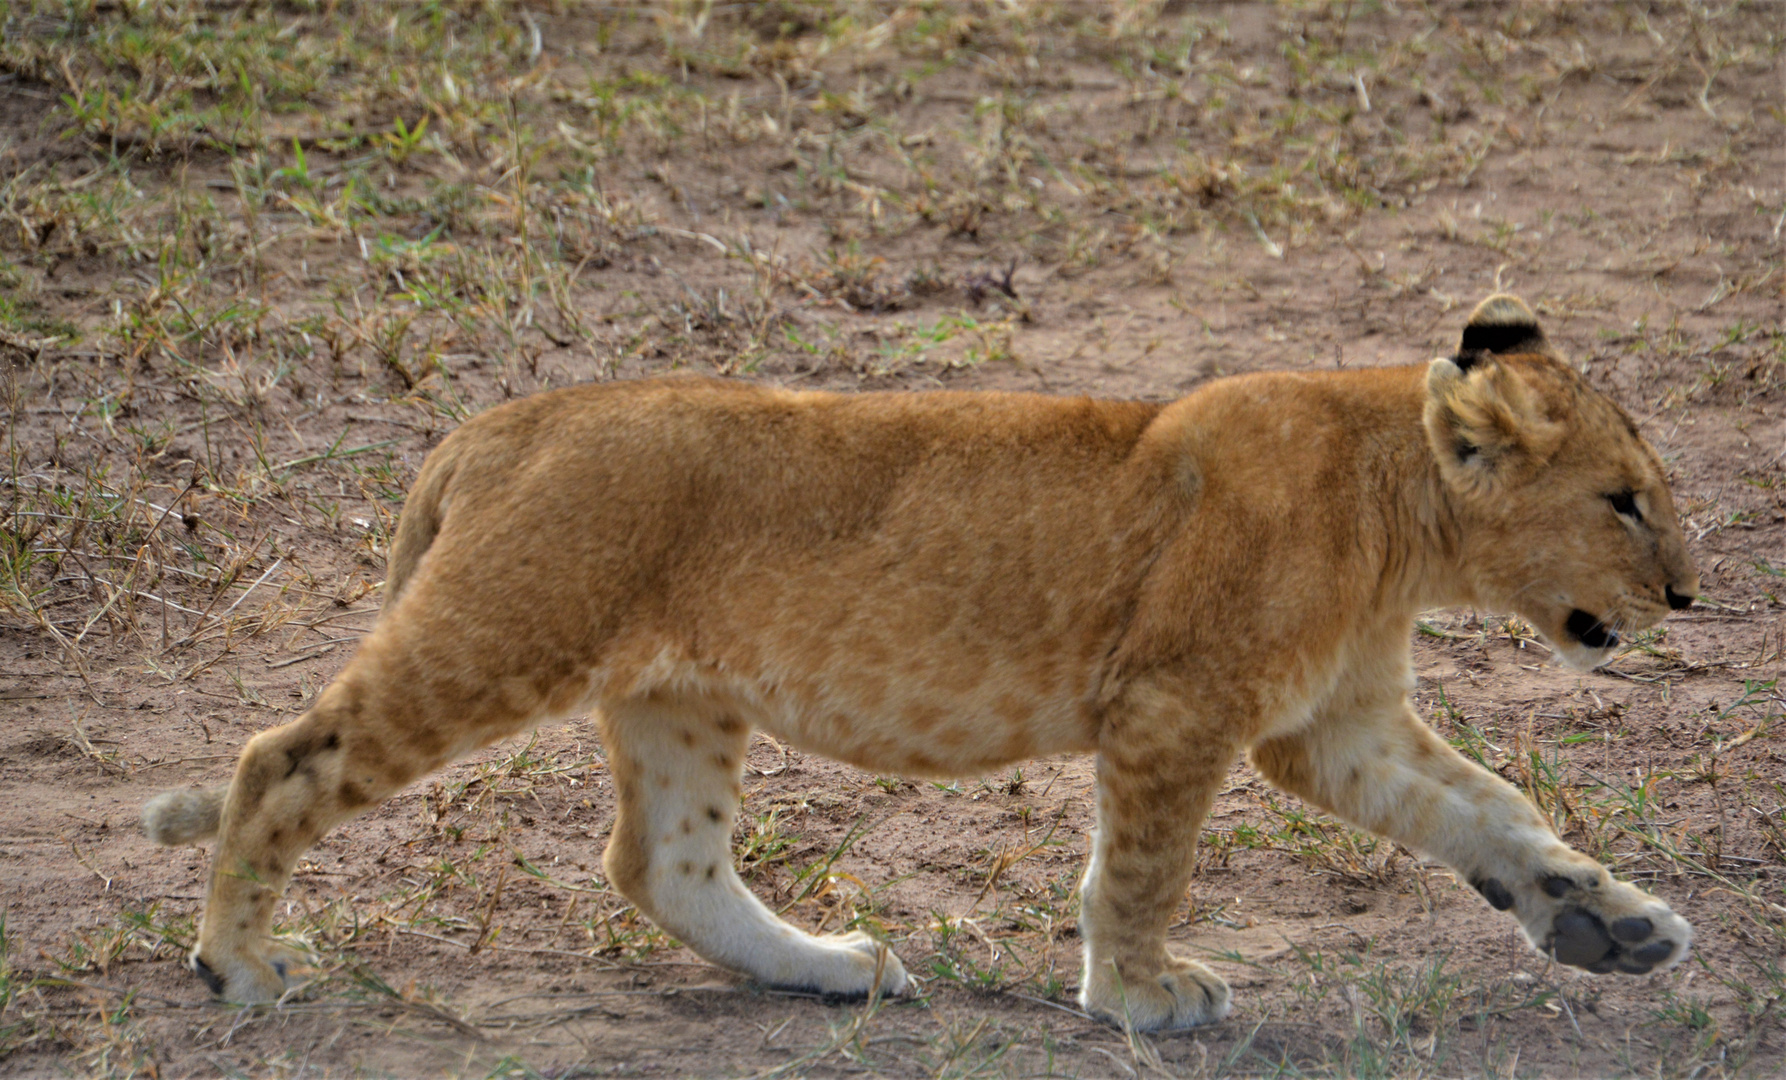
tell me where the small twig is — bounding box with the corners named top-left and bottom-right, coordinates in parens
top-left (1006, 990), bottom-right (1096, 1021)
top-left (346, 413), bottom-right (433, 432)
top-left (267, 643), bottom-right (339, 669)
top-left (469, 865), bottom-right (510, 956)
top-left (135, 754), bottom-right (240, 771)
top-left (30, 978), bottom-right (212, 1009)
top-left (654, 225), bottom-right (731, 255)
top-left (274, 440), bottom-right (401, 474)
top-left (1242, 210), bottom-right (1283, 259)
top-left (746, 732), bottom-right (791, 776)
top-left (68, 841), bottom-right (114, 890)
top-left (217, 558), bottom-right (284, 619)
top-left (387, 926), bottom-right (624, 970)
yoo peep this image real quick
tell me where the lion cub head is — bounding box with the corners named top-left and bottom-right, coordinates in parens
top-left (1423, 294), bottom-right (1699, 670)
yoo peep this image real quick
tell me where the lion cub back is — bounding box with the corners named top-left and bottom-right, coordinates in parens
top-left (380, 378), bottom-right (1174, 773)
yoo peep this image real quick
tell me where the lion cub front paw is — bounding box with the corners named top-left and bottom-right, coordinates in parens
top-left (1476, 866), bottom-right (1690, 975)
top-left (1080, 954), bottom-right (1231, 1031)
top-left (191, 941), bottom-right (315, 1003)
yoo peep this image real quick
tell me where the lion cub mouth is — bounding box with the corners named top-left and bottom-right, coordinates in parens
top-left (1564, 609), bottom-right (1619, 650)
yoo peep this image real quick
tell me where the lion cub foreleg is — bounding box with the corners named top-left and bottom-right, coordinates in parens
top-left (1078, 687), bottom-right (1239, 1031)
top-left (597, 699), bottom-right (905, 997)
top-left (1251, 702), bottom-right (1691, 976)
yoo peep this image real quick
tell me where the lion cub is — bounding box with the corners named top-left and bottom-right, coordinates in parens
top-left (145, 294), bottom-right (1697, 1029)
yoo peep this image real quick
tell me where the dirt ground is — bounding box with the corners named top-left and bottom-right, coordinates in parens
top-left (1, 2), bottom-right (1782, 1077)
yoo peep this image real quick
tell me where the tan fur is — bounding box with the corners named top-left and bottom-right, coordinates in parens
top-left (144, 294), bottom-right (1699, 1028)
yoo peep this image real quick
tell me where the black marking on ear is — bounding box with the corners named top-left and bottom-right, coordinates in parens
top-left (1455, 439), bottom-right (1479, 463)
top-left (1451, 349), bottom-right (1488, 373)
top-left (1460, 321), bottom-right (1544, 355)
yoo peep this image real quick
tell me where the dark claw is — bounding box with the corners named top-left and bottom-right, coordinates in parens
top-left (1630, 939), bottom-right (1675, 966)
top-left (1542, 875), bottom-right (1574, 899)
top-left (192, 955), bottom-right (225, 996)
top-left (1609, 916), bottom-right (1653, 943)
top-left (1551, 909), bottom-right (1614, 967)
top-left (1474, 877), bottom-right (1514, 911)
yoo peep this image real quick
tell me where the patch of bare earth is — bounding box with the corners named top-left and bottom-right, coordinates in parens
top-left (1, 3), bottom-right (1781, 1076)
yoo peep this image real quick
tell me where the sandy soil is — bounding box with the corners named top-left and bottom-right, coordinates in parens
top-left (1, 3), bottom-right (1782, 1077)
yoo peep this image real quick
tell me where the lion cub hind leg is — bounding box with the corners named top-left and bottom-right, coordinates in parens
top-left (599, 699), bottom-right (906, 998)
top-left (1078, 689), bottom-right (1239, 1031)
top-left (189, 711), bottom-right (372, 1003)
top-left (184, 646), bottom-right (478, 1003)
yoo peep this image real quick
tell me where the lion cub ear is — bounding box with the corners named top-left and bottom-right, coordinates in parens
top-left (1423, 297), bottom-right (1564, 493)
top-left (1456, 293), bottom-right (1548, 359)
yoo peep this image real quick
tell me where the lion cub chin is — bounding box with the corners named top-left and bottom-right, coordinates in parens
top-left (144, 293), bottom-right (1697, 1029)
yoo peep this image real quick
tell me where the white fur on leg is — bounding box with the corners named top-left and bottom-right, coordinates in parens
top-left (608, 702), bottom-right (907, 997)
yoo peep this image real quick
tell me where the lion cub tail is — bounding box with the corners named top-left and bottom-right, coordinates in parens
top-left (383, 436), bottom-right (465, 607)
top-left (142, 786), bottom-right (225, 846)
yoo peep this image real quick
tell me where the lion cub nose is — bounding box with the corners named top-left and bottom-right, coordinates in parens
top-left (1665, 586), bottom-right (1695, 611)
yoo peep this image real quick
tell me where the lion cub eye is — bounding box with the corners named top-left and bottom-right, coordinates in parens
top-left (1607, 489), bottom-right (1641, 522)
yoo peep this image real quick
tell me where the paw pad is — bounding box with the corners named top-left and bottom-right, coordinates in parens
top-left (1550, 910), bottom-right (1612, 966)
top-left (1609, 917), bottom-right (1652, 943)
top-left (1547, 907), bottom-right (1676, 975)
top-left (1472, 876), bottom-right (1514, 911)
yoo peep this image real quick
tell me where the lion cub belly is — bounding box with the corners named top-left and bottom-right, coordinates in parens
top-left (759, 689), bottom-right (1095, 777)
top-left (610, 658), bottom-right (1097, 777)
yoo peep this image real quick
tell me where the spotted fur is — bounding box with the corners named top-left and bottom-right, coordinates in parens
top-left (144, 294), bottom-right (1698, 1028)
